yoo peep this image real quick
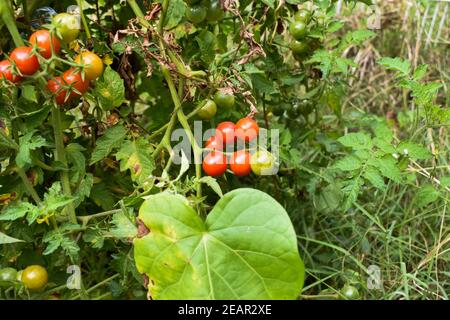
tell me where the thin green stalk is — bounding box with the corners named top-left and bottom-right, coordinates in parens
top-left (17, 168), bottom-right (42, 205)
top-left (76, 0), bottom-right (92, 40)
top-left (51, 106), bottom-right (76, 224)
top-left (127, 0), bottom-right (145, 18)
top-left (77, 209), bottom-right (122, 226)
top-left (70, 274), bottom-right (120, 300)
top-left (0, 1), bottom-right (24, 47)
top-left (147, 100), bottom-right (208, 140)
top-left (162, 66), bottom-right (203, 199)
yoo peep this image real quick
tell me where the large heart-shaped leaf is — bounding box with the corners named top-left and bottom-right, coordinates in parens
top-left (134, 188), bottom-right (305, 300)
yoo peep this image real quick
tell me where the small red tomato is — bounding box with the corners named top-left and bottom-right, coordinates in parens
top-left (62, 68), bottom-right (89, 98)
top-left (10, 46), bottom-right (40, 76)
top-left (0, 60), bottom-right (21, 83)
top-left (29, 30), bottom-right (61, 59)
top-left (216, 121), bottom-right (236, 145)
top-left (235, 117), bottom-right (259, 142)
top-left (230, 150), bottom-right (251, 177)
top-left (205, 135), bottom-right (224, 151)
top-left (47, 77), bottom-right (68, 105)
top-left (203, 151), bottom-right (228, 177)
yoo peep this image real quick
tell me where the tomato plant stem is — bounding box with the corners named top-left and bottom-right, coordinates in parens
top-left (148, 100), bottom-right (208, 140)
top-left (51, 106), bottom-right (77, 224)
top-left (127, 0), bottom-right (145, 19)
top-left (77, 209), bottom-right (122, 226)
top-left (16, 167), bottom-right (42, 205)
top-left (76, 0), bottom-right (92, 40)
top-left (162, 66), bottom-right (203, 200)
top-left (70, 273), bottom-right (120, 300)
top-left (0, 1), bottom-right (24, 47)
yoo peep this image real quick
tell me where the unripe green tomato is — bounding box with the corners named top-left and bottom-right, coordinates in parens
top-left (0, 267), bottom-right (18, 287)
top-left (214, 91), bottom-right (235, 109)
top-left (186, 4), bottom-right (207, 24)
top-left (286, 103), bottom-right (301, 118)
top-left (290, 40), bottom-right (309, 55)
top-left (198, 99), bottom-right (217, 120)
top-left (52, 13), bottom-right (80, 44)
top-left (290, 21), bottom-right (308, 40)
top-left (272, 104), bottom-right (285, 116)
top-left (298, 100), bottom-right (314, 115)
top-left (206, 0), bottom-right (224, 22)
top-left (251, 151), bottom-right (277, 176)
top-left (294, 9), bottom-right (312, 24)
top-left (21, 265), bottom-right (48, 291)
top-left (340, 284), bottom-right (360, 300)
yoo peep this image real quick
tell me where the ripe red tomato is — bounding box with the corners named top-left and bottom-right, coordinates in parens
top-left (235, 117), bottom-right (259, 142)
top-left (0, 60), bottom-right (21, 83)
top-left (216, 121), bottom-right (236, 145)
top-left (230, 150), bottom-right (251, 177)
top-left (29, 30), bottom-right (61, 59)
top-left (10, 46), bottom-right (40, 76)
top-left (203, 151), bottom-right (228, 177)
top-left (205, 135), bottom-right (223, 151)
top-left (47, 77), bottom-right (68, 105)
top-left (62, 68), bottom-right (90, 98)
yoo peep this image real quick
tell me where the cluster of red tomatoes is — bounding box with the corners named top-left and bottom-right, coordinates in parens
top-left (47, 49), bottom-right (104, 105)
top-left (0, 15), bottom-right (104, 106)
top-left (203, 117), bottom-right (276, 177)
top-left (0, 30), bottom-right (58, 83)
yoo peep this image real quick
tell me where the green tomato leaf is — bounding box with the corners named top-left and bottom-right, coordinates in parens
top-left (334, 155), bottom-right (362, 172)
top-left (363, 166), bottom-right (386, 190)
top-left (164, 0), bottom-right (185, 30)
top-left (108, 210), bottom-right (138, 239)
top-left (43, 182), bottom-right (75, 212)
top-left (0, 202), bottom-right (35, 221)
top-left (397, 141), bottom-right (432, 160)
top-left (16, 131), bottom-right (49, 168)
top-left (21, 84), bottom-right (38, 103)
top-left (414, 184), bottom-right (439, 208)
top-left (196, 30), bottom-right (217, 65)
top-left (134, 188), bottom-right (305, 300)
top-left (0, 231), bottom-right (24, 244)
top-left (90, 125), bottom-right (128, 165)
top-left (199, 176), bottom-right (223, 198)
top-left (94, 67), bottom-right (125, 110)
top-left (115, 138), bottom-right (155, 186)
top-left (338, 132), bottom-right (373, 150)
